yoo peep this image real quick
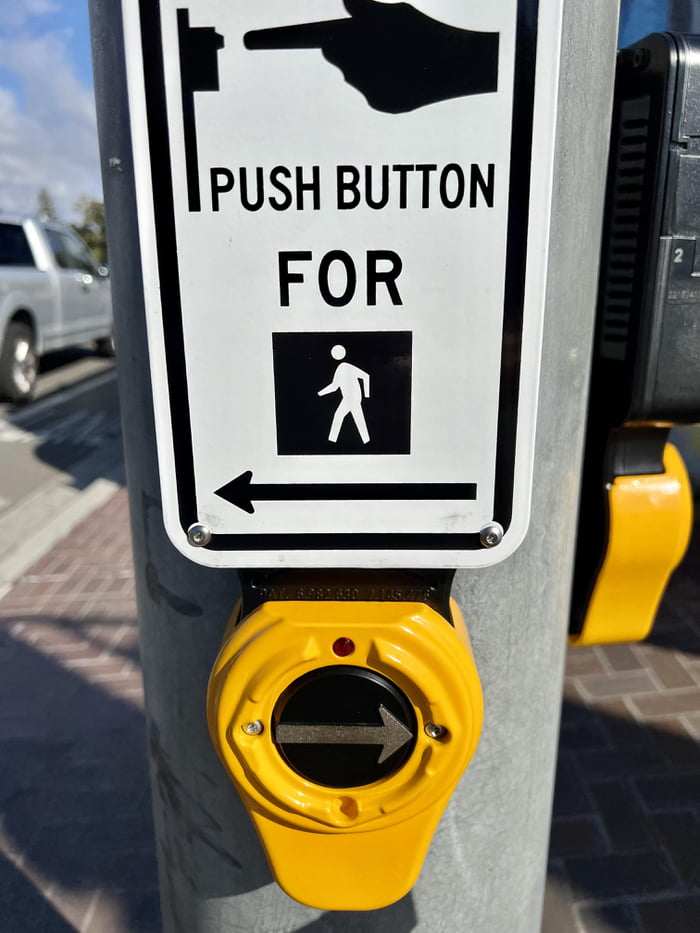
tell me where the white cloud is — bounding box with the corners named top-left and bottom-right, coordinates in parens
top-left (0, 1), bottom-right (60, 30)
top-left (0, 22), bottom-right (102, 220)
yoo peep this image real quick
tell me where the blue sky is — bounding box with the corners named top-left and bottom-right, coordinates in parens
top-left (0, 0), bottom-right (101, 220)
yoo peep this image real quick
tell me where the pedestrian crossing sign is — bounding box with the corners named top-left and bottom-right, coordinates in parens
top-left (122, 0), bottom-right (564, 567)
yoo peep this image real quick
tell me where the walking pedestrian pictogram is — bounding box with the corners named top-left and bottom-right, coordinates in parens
top-left (272, 332), bottom-right (412, 456)
top-left (318, 345), bottom-right (371, 444)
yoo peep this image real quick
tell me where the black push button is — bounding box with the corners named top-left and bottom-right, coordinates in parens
top-left (273, 666), bottom-right (417, 788)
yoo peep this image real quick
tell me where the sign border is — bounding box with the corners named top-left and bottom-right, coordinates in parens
top-left (136, 0), bottom-right (539, 554)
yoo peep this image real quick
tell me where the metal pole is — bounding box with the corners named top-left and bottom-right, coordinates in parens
top-left (89, 1), bottom-right (618, 930)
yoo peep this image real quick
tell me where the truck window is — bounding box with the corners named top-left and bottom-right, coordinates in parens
top-left (45, 229), bottom-right (96, 274)
top-left (45, 229), bottom-right (72, 269)
top-left (0, 223), bottom-right (35, 266)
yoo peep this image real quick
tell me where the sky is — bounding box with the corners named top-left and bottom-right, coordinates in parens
top-left (0, 0), bottom-right (101, 221)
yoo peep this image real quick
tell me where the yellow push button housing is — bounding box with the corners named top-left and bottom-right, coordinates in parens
top-left (207, 598), bottom-right (483, 910)
top-left (571, 441), bottom-right (692, 646)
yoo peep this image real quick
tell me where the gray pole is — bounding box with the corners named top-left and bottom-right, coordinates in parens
top-left (89, 1), bottom-right (618, 931)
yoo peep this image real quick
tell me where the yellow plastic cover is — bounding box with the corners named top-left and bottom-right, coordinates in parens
top-left (207, 599), bottom-right (482, 910)
top-left (571, 443), bottom-right (693, 646)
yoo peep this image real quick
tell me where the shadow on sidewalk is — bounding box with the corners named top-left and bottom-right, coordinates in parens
top-left (0, 625), bottom-right (159, 933)
top-left (3, 356), bottom-right (125, 496)
top-left (543, 515), bottom-right (700, 931)
top-left (546, 693), bottom-right (700, 933)
top-left (3, 612), bottom-right (144, 669)
top-left (0, 853), bottom-right (76, 933)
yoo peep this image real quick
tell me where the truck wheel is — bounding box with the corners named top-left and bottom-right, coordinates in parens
top-left (0, 321), bottom-right (38, 403)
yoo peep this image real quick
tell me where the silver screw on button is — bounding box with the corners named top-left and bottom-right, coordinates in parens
top-left (187, 523), bottom-right (212, 547)
top-left (242, 721), bottom-right (264, 736)
top-left (480, 521), bottom-right (504, 548)
top-left (425, 722), bottom-right (447, 740)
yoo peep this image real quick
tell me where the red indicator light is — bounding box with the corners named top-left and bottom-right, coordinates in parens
top-left (332, 637), bottom-right (355, 657)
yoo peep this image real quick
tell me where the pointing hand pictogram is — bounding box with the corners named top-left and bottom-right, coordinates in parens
top-left (244, 0), bottom-right (499, 114)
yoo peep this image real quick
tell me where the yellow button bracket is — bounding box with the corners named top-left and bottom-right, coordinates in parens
top-left (571, 432), bottom-right (693, 646)
top-left (207, 598), bottom-right (483, 910)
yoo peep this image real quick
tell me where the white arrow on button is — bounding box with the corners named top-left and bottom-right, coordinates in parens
top-left (275, 704), bottom-right (413, 764)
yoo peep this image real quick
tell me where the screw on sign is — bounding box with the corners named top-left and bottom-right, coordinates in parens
top-left (187, 523), bottom-right (212, 547)
top-left (480, 522), bottom-right (504, 548)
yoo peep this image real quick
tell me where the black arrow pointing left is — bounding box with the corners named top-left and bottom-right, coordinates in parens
top-left (215, 470), bottom-right (477, 514)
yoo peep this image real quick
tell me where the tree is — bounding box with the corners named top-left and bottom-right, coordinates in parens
top-left (36, 187), bottom-right (58, 221)
top-left (72, 197), bottom-right (108, 264)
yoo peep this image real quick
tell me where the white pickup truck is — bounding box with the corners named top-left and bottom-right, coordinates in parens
top-left (0, 215), bottom-right (113, 402)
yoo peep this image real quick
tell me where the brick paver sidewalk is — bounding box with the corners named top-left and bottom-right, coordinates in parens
top-left (0, 488), bottom-right (698, 932)
top-left (545, 526), bottom-right (700, 931)
top-left (0, 490), bottom-right (158, 933)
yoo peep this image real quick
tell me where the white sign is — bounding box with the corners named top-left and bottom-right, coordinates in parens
top-left (123, 0), bottom-right (563, 568)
